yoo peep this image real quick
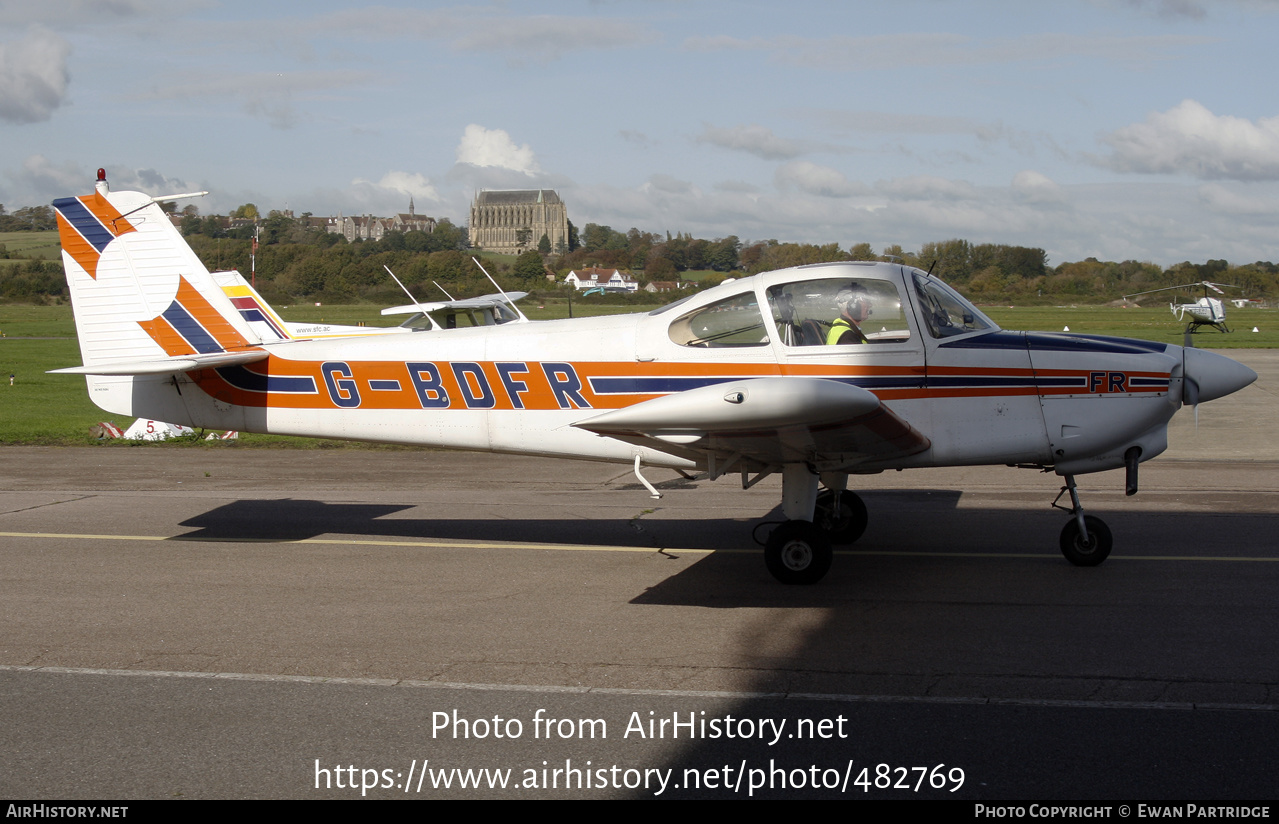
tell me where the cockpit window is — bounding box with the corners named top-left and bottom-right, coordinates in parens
top-left (668, 292), bottom-right (769, 347)
top-left (912, 274), bottom-right (993, 338)
top-left (766, 278), bottom-right (911, 346)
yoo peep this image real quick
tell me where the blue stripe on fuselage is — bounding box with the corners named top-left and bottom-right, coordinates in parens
top-left (214, 365), bottom-right (317, 393)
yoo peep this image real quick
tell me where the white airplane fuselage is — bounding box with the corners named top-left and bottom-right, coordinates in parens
top-left (80, 263), bottom-right (1240, 480)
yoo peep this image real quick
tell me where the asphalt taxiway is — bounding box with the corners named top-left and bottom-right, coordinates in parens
top-left (2, 350), bottom-right (1276, 799)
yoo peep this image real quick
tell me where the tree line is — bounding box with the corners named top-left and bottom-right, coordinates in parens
top-left (4, 200), bottom-right (1279, 305)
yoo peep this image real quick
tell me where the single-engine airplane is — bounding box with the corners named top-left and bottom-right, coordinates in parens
top-left (51, 172), bottom-right (1258, 583)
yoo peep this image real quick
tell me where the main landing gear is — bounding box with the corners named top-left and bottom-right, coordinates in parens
top-left (760, 467), bottom-right (1118, 584)
top-left (762, 466), bottom-right (868, 585)
top-left (1052, 474), bottom-right (1113, 567)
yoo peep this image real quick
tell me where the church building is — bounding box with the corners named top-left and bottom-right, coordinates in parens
top-left (468, 190), bottom-right (569, 254)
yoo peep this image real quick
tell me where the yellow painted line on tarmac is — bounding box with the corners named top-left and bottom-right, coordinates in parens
top-left (0, 530), bottom-right (716, 554)
top-left (2, 531), bottom-right (1277, 561)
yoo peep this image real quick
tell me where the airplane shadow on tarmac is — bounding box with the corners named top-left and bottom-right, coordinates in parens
top-left (167, 490), bottom-right (1279, 610)
top-left (168, 489), bottom-right (964, 551)
top-left (156, 484), bottom-right (1279, 797)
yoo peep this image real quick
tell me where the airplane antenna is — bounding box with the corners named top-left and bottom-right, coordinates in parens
top-left (384, 265), bottom-right (421, 305)
top-left (471, 257), bottom-right (529, 323)
top-left (432, 281), bottom-right (457, 301)
top-left (115, 190), bottom-right (210, 222)
top-left (384, 265), bottom-right (438, 331)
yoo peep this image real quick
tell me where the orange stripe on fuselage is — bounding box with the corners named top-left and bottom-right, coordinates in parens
top-left (183, 358), bottom-right (1171, 412)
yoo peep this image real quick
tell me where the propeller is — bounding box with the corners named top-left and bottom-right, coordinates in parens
top-left (1182, 347), bottom-right (1257, 426)
top-left (1183, 366), bottom-right (1200, 426)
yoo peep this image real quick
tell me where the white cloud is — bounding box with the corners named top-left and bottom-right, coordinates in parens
top-left (0, 1), bottom-right (159, 27)
top-left (0, 28), bottom-right (70, 124)
top-left (1102, 100), bottom-right (1279, 181)
top-left (876, 176), bottom-right (977, 201)
top-left (134, 70), bottom-right (375, 130)
top-left (1107, 0), bottom-right (1208, 20)
top-left (643, 174), bottom-right (696, 196)
top-left (3, 156), bottom-right (193, 204)
top-left (1012, 170), bottom-right (1067, 205)
top-left (774, 161), bottom-right (865, 198)
top-left (350, 171), bottom-right (440, 206)
top-left (307, 9), bottom-right (657, 65)
top-left (8, 154), bottom-right (84, 197)
top-left (803, 108), bottom-right (986, 136)
top-left (697, 124), bottom-right (806, 161)
top-left (1196, 182), bottom-right (1278, 215)
top-left (451, 15), bottom-right (659, 64)
top-left (454, 125), bottom-right (541, 175)
top-left (684, 32), bottom-right (1209, 71)
top-left (108, 166), bottom-right (193, 195)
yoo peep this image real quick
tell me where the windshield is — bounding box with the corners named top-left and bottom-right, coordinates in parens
top-left (911, 273), bottom-right (995, 338)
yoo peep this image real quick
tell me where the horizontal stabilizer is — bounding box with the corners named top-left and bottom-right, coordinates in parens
top-left (49, 348), bottom-right (268, 376)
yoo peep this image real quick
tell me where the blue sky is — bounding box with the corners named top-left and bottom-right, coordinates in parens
top-left (3, 0), bottom-right (1278, 266)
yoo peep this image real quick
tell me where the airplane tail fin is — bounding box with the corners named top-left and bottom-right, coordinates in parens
top-left (211, 270), bottom-right (298, 342)
top-left (54, 170), bottom-right (263, 372)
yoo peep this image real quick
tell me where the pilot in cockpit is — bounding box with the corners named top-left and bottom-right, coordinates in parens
top-left (826, 284), bottom-right (871, 345)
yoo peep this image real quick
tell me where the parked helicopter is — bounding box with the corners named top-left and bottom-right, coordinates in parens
top-left (51, 172), bottom-right (1257, 583)
top-left (1124, 281), bottom-right (1240, 334)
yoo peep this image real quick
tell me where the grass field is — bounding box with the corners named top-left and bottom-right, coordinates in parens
top-left (979, 303), bottom-right (1279, 349)
top-left (2, 299), bottom-right (1273, 446)
top-left (0, 230), bottom-right (62, 264)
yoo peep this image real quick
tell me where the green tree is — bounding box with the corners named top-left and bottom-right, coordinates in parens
top-left (512, 249), bottom-right (546, 286)
top-left (8, 206), bottom-right (55, 231)
top-left (849, 242), bottom-right (876, 261)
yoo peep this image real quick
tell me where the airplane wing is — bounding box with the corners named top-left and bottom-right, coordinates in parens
top-left (381, 292), bottom-right (529, 316)
top-left (571, 377), bottom-right (930, 470)
top-left (49, 348), bottom-right (269, 376)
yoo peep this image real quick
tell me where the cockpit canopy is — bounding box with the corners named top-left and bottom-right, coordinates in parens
top-left (656, 262), bottom-right (993, 349)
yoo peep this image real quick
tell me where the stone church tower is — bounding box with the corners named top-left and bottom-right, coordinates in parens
top-left (468, 189), bottom-right (569, 254)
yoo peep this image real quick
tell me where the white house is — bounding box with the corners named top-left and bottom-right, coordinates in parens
top-left (564, 267), bottom-right (639, 292)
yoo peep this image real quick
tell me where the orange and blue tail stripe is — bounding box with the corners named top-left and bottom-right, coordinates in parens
top-left (52, 194), bottom-right (138, 280)
top-left (138, 277), bottom-right (254, 356)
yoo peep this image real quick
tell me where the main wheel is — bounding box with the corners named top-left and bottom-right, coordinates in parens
top-left (1059, 515), bottom-right (1112, 567)
top-left (764, 520), bottom-right (833, 585)
top-left (814, 489), bottom-right (868, 544)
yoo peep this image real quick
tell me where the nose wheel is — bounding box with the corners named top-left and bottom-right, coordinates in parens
top-left (1059, 515), bottom-right (1112, 566)
top-left (1053, 475), bottom-right (1113, 567)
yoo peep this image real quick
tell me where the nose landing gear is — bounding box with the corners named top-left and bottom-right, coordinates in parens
top-left (1053, 475), bottom-right (1113, 566)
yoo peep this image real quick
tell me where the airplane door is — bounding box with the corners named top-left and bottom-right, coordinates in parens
top-left (907, 272), bottom-right (1053, 466)
top-left (766, 271), bottom-right (927, 409)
